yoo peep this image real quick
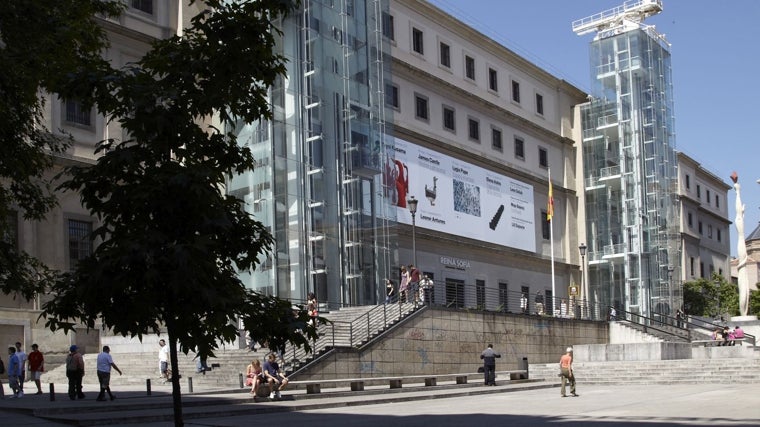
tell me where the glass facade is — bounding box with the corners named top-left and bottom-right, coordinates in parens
top-left (581, 27), bottom-right (680, 318)
top-left (227, 0), bottom-right (395, 306)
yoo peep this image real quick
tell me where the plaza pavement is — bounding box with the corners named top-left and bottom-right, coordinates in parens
top-left (0, 381), bottom-right (758, 426)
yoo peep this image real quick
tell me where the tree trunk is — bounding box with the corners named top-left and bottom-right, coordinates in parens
top-left (167, 324), bottom-right (184, 426)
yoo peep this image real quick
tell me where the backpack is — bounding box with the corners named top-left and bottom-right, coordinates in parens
top-left (0, 357), bottom-right (5, 374)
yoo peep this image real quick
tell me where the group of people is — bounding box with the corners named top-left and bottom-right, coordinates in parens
top-left (245, 352), bottom-right (289, 400)
top-left (0, 342), bottom-right (121, 402)
top-left (2, 342), bottom-right (45, 399)
top-left (479, 344), bottom-right (578, 398)
top-left (712, 325), bottom-right (744, 346)
top-left (386, 264), bottom-right (433, 306)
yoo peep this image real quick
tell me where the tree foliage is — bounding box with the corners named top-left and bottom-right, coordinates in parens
top-left (0, 0), bottom-right (123, 299)
top-left (23, 1), bottom-right (309, 423)
top-left (682, 273), bottom-right (739, 318)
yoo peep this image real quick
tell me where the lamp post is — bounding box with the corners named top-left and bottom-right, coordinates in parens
top-left (579, 243), bottom-right (587, 318)
top-left (407, 196), bottom-right (418, 267)
top-left (668, 265), bottom-right (674, 326)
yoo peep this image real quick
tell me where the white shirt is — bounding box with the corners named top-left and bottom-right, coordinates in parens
top-left (16, 349), bottom-right (27, 369)
top-left (159, 344), bottom-right (169, 362)
top-left (97, 352), bottom-right (114, 373)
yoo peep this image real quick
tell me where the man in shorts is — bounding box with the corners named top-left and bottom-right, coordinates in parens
top-left (27, 343), bottom-right (45, 395)
top-left (262, 352), bottom-right (289, 399)
top-left (158, 339), bottom-right (170, 383)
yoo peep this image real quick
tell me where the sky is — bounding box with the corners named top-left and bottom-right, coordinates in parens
top-left (427, 0), bottom-right (760, 256)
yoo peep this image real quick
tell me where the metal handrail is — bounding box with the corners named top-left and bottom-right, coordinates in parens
top-left (615, 306), bottom-right (690, 342)
top-left (678, 315), bottom-right (756, 347)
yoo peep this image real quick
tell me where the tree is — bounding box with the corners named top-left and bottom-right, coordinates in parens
top-left (36, 1), bottom-right (315, 425)
top-left (682, 273), bottom-right (739, 318)
top-left (0, 0), bottom-right (123, 299)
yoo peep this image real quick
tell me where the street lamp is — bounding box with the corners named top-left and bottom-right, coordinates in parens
top-left (408, 196), bottom-right (418, 267)
top-left (668, 265), bottom-right (675, 326)
top-left (578, 243), bottom-right (587, 318)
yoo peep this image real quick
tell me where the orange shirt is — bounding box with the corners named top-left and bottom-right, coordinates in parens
top-left (560, 354), bottom-right (573, 369)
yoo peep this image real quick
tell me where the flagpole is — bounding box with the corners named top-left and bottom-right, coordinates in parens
top-left (549, 169), bottom-right (555, 317)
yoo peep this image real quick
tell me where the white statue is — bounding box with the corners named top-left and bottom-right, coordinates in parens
top-left (732, 172), bottom-right (750, 317)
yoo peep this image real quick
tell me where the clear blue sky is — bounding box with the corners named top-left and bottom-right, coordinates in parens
top-left (429, 0), bottom-right (760, 256)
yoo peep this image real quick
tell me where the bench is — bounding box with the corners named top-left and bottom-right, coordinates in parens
top-left (691, 338), bottom-right (746, 347)
top-left (289, 370), bottom-right (528, 394)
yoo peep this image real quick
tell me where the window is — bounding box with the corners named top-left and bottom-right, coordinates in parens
top-left (385, 83), bottom-right (399, 108)
top-left (68, 219), bottom-right (93, 269)
top-left (708, 224), bottom-right (713, 238)
top-left (130, 0), bottom-right (153, 14)
top-left (445, 278), bottom-right (465, 309)
top-left (468, 118), bottom-right (480, 142)
top-left (382, 13), bottom-right (394, 40)
top-left (2, 210), bottom-right (18, 247)
top-left (717, 228), bottom-right (722, 242)
top-left (716, 195), bottom-right (720, 208)
top-left (415, 94), bottom-right (428, 120)
top-left (690, 257), bottom-right (695, 276)
top-left (698, 221), bottom-right (703, 235)
top-left (64, 99), bottom-right (92, 126)
top-left (488, 68), bottom-right (498, 91)
top-left (491, 128), bottom-right (502, 151)
top-left (539, 147), bottom-right (548, 168)
top-left (696, 184), bottom-right (701, 198)
top-left (706, 190), bottom-right (711, 204)
top-left (685, 174), bottom-right (690, 189)
top-left (498, 282), bottom-right (508, 313)
top-left (439, 42), bottom-right (450, 68)
top-left (536, 93), bottom-right (544, 115)
top-left (541, 210), bottom-right (550, 239)
top-left (412, 27), bottom-right (424, 54)
top-left (511, 80), bottom-right (520, 103)
top-left (514, 137), bottom-right (525, 160)
top-left (700, 262), bottom-right (704, 278)
top-left (476, 279), bottom-right (485, 310)
top-left (687, 212), bottom-right (693, 228)
top-left (443, 106), bottom-right (455, 132)
top-left (465, 55), bottom-right (475, 80)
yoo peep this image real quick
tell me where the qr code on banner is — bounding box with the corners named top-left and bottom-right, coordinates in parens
top-left (453, 180), bottom-right (481, 217)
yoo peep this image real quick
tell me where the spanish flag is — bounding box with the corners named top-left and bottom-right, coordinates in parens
top-left (547, 180), bottom-right (554, 222)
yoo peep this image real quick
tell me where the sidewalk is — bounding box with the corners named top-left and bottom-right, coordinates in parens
top-left (1, 380), bottom-right (758, 426)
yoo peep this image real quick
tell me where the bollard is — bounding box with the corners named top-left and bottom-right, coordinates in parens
top-left (146, 378), bottom-right (152, 396)
top-left (239, 373), bottom-right (244, 389)
top-left (49, 383), bottom-right (55, 401)
top-left (188, 377), bottom-right (193, 393)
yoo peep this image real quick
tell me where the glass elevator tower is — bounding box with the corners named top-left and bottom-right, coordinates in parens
top-left (227, 0), bottom-right (395, 306)
top-left (573, 0), bottom-right (680, 318)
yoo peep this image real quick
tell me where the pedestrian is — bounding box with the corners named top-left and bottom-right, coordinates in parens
top-left (534, 291), bottom-right (544, 315)
top-left (307, 292), bottom-right (318, 326)
top-left (520, 292), bottom-right (528, 314)
top-left (28, 343), bottom-right (45, 395)
top-left (14, 341), bottom-right (27, 396)
top-left (608, 306), bottom-right (617, 321)
top-left (559, 347), bottom-right (578, 397)
top-left (385, 279), bottom-right (395, 304)
top-left (420, 274), bottom-right (434, 305)
top-left (408, 264), bottom-right (421, 306)
top-left (262, 352), bottom-right (289, 399)
top-left (158, 338), bottom-right (170, 383)
top-left (245, 359), bottom-right (265, 397)
top-left (65, 345), bottom-right (85, 400)
top-left (7, 346), bottom-right (21, 398)
top-left (398, 265), bottom-right (409, 304)
top-left (480, 344), bottom-right (501, 386)
top-left (96, 346), bottom-right (122, 401)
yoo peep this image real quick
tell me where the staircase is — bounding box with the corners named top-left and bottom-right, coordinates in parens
top-left (281, 302), bottom-right (420, 375)
top-left (42, 303), bottom-right (421, 388)
top-left (529, 358), bottom-right (760, 385)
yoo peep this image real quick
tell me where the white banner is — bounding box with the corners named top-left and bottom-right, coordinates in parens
top-left (384, 137), bottom-right (536, 252)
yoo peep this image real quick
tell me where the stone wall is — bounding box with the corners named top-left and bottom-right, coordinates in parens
top-left (295, 307), bottom-right (608, 380)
